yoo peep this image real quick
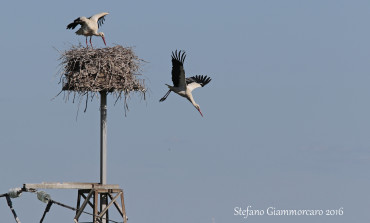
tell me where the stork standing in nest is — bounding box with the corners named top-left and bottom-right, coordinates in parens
top-left (160, 50), bottom-right (212, 117)
top-left (67, 12), bottom-right (109, 48)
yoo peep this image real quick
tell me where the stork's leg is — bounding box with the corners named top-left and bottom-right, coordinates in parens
top-left (85, 37), bottom-right (88, 48)
top-left (159, 90), bottom-right (171, 102)
top-left (90, 36), bottom-right (93, 49)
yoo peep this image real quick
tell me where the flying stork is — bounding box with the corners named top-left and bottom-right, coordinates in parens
top-left (160, 50), bottom-right (212, 117)
top-left (66, 12), bottom-right (109, 48)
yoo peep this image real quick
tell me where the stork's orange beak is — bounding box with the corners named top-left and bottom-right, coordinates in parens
top-left (102, 36), bottom-right (107, 46)
top-left (197, 108), bottom-right (203, 117)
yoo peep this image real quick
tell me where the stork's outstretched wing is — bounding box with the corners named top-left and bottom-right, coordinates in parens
top-left (171, 50), bottom-right (187, 88)
top-left (186, 75), bottom-right (212, 92)
top-left (89, 12), bottom-right (109, 28)
top-left (66, 17), bottom-right (83, 30)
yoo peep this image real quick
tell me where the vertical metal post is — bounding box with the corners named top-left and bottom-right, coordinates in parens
top-left (100, 91), bottom-right (107, 185)
top-left (100, 91), bottom-right (108, 223)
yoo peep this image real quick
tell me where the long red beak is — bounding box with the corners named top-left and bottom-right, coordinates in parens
top-left (102, 36), bottom-right (107, 46)
top-left (197, 108), bottom-right (203, 117)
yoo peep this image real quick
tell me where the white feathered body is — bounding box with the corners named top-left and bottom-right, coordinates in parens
top-left (75, 17), bottom-right (99, 36)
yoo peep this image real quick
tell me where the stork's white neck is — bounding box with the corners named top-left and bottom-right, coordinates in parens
top-left (186, 92), bottom-right (198, 107)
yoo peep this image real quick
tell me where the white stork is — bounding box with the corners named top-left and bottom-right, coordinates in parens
top-left (160, 50), bottom-right (212, 117)
top-left (66, 12), bottom-right (109, 48)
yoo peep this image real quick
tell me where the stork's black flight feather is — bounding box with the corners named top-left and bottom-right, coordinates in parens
top-left (171, 50), bottom-right (186, 87)
top-left (186, 75), bottom-right (212, 87)
top-left (66, 18), bottom-right (82, 30)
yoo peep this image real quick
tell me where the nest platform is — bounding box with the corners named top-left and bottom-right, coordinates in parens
top-left (58, 45), bottom-right (146, 111)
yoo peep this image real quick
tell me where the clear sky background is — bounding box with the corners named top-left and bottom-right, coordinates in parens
top-left (1, 0), bottom-right (370, 222)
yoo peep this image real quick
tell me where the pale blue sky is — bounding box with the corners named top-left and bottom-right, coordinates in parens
top-left (1, 0), bottom-right (370, 222)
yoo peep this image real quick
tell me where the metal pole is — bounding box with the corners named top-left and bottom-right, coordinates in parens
top-left (100, 91), bottom-right (107, 185)
top-left (100, 91), bottom-right (108, 223)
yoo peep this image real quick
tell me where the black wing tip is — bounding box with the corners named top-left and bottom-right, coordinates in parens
top-left (66, 17), bottom-right (81, 29)
top-left (192, 75), bottom-right (212, 87)
top-left (171, 50), bottom-right (186, 64)
top-left (66, 23), bottom-right (76, 29)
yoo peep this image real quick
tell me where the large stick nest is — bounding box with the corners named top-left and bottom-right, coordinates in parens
top-left (57, 45), bottom-right (146, 114)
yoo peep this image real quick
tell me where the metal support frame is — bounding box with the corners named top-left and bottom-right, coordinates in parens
top-left (23, 182), bottom-right (127, 223)
top-left (74, 188), bottom-right (127, 223)
top-left (19, 87), bottom-right (128, 223)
